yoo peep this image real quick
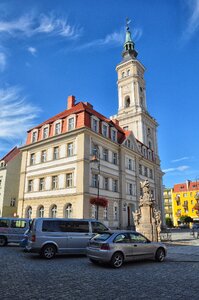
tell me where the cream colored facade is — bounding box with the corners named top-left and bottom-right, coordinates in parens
top-left (0, 149), bottom-right (21, 217)
top-left (17, 24), bottom-right (164, 228)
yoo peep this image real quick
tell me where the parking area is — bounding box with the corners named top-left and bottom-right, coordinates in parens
top-left (1, 243), bottom-right (199, 300)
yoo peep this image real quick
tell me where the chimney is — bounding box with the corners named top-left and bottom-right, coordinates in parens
top-left (67, 95), bottom-right (76, 109)
top-left (186, 179), bottom-right (191, 190)
top-left (84, 102), bottom-right (93, 109)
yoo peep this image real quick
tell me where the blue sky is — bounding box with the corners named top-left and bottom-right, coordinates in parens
top-left (0, 0), bottom-right (199, 188)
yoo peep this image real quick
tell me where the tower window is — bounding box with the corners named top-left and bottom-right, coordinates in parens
top-left (125, 97), bottom-right (130, 108)
top-left (127, 69), bottom-right (130, 76)
top-left (122, 72), bottom-right (125, 78)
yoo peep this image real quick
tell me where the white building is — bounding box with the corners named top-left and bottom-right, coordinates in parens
top-left (17, 23), bottom-right (163, 228)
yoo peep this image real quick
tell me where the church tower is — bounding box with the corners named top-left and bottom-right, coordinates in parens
top-left (115, 20), bottom-right (159, 156)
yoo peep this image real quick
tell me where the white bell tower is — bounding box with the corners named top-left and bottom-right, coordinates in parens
top-left (115, 20), bottom-right (159, 156)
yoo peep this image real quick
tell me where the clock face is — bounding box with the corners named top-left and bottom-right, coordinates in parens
top-left (123, 85), bottom-right (130, 93)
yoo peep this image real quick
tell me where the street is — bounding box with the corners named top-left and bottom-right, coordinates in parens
top-left (0, 238), bottom-right (199, 300)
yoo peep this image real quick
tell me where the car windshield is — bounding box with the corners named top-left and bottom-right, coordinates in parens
top-left (92, 232), bottom-right (112, 241)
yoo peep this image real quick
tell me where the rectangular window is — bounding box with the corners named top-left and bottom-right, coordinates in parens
top-left (103, 207), bottom-right (108, 220)
top-left (128, 183), bottom-right (133, 195)
top-left (53, 147), bottom-right (59, 160)
top-left (55, 123), bottom-right (61, 135)
top-left (30, 153), bottom-right (35, 165)
top-left (92, 174), bottom-right (98, 188)
top-left (67, 143), bottom-right (73, 157)
top-left (149, 169), bottom-right (153, 179)
top-left (144, 166), bottom-right (148, 177)
top-left (32, 131), bottom-right (37, 143)
top-left (128, 159), bottom-right (132, 170)
top-left (114, 206), bottom-right (118, 221)
top-left (102, 124), bottom-right (108, 137)
top-left (104, 177), bottom-right (109, 190)
top-left (28, 180), bottom-right (33, 192)
top-left (103, 148), bottom-right (108, 161)
top-left (113, 179), bottom-right (118, 192)
top-left (68, 118), bottom-right (75, 130)
top-left (111, 130), bottom-right (117, 142)
top-left (39, 178), bottom-right (45, 191)
top-left (41, 150), bottom-right (47, 163)
top-left (139, 164), bottom-right (142, 175)
top-left (52, 175), bottom-right (58, 190)
top-left (10, 198), bottom-right (16, 207)
top-left (0, 179), bottom-right (2, 189)
top-left (43, 127), bottom-right (48, 139)
top-left (113, 153), bottom-right (117, 165)
top-left (92, 119), bottom-right (98, 132)
top-left (66, 173), bottom-right (73, 188)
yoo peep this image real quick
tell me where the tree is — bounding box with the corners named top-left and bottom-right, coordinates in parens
top-left (179, 215), bottom-right (193, 224)
top-left (165, 217), bottom-right (173, 228)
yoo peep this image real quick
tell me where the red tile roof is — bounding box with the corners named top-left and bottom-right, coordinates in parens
top-left (0, 147), bottom-right (20, 163)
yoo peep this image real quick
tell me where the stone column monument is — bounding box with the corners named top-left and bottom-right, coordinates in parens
top-left (133, 180), bottom-right (161, 242)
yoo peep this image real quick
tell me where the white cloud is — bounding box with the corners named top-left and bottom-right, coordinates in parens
top-left (28, 46), bottom-right (37, 56)
top-left (171, 156), bottom-right (190, 163)
top-left (0, 52), bottom-right (6, 71)
top-left (0, 13), bottom-right (81, 39)
top-left (163, 165), bottom-right (190, 173)
top-left (182, 0), bottom-right (199, 40)
top-left (79, 27), bottom-right (142, 50)
top-left (0, 86), bottom-right (40, 142)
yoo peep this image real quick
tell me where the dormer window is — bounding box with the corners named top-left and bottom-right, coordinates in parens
top-left (126, 139), bottom-right (131, 148)
top-left (55, 122), bottom-right (61, 135)
top-left (91, 116), bottom-right (99, 133)
top-left (32, 131), bottom-right (38, 143)
top-left (111, 128), bottom-right (117, 142)
top-left (43, 127), bottom-right (49, 139)
top-left (68, 117), bottom-right (75, 131)
top-left (102, 123), bottom-right (108, 138)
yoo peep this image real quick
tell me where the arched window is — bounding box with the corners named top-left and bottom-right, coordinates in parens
top-left (103, 206), bottom-right (108, 220)
top-left (125, 96), bottom-right (130, 108)
top-left (65, 203), bottom-right (72, 218)
top-left (91, 205), bottom-right (97, 219)
top-left (38, 205), bottom-right (44, 218)
top-left (51, 205), bottom-right (57, 218)
top-left (113, 202), bottom-right (118, 221)
top-left (127, 69), bottom-right (130, 76)
top-left (26, 206), bottom-right (32, 219)
top-left (122, 72), bottom-right (125, 78)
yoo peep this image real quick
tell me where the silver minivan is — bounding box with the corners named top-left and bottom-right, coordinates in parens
top-left (0, 217), bottom-right (30, 246)
top-left (26, 218), bottom-right (109, 259)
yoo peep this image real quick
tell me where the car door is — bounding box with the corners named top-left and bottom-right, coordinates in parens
top-left (128, 232), bottom-right (154, 260)
top-left (66, 221), bottom-right (90, 253)
top-left (9, 219), bottom-right (28, 242)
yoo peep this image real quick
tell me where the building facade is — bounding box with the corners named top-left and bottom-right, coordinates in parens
top-left (0, 147), bottom-right (21, 217)
top-left (163, 188), bottom-right (173, 221)
top-left (172, 180), bottom-right (199, 226)
top-left (17, 24), bottom-right (163, 229)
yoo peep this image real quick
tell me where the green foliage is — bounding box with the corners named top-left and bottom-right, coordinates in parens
top-left (179, 215), bottom-right (193, 224)
top-left (165, 217), bottom-right (173, 228)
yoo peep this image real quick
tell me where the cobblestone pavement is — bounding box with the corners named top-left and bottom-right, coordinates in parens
top-left (1, 241), bottom-right (199, 300)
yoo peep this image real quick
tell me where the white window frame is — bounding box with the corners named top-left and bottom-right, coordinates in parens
top-left (67, 142), bottom-right (74, 157)
top-left (28, 179), bottom-right (33, 192)
top-left (111, 128), bottom-right (117, 142)
top-left (32, 130), bottom-right (38, 143)
top-left (42, 126), bottom-right (49, 139)
top-left (67, 115), bottom-right (76, 131)
top-left (113, 152), bottom-right (118, 165)
top-left (65, 203), bottom-right (72, 218)
top-left (39, 178), bottom-right (45, 191)
top-left (112, 179), bottom-right (118, 192)
top-left (41, 150), bottom-right (47, 163)
top-left (103, 206), bottom-right (108, 221)
top-left (54, 120), bottom-right (62, 135)
top-left (52, 175), bottom-right (58, 190)
top-left (102, 122), bottom-right (108, 138)
top-left (113, 203), bottom-right (118, 221)
top-left (91, 116), bottom-right (99, 133)
top-left (30, 153), bottom-right (35, 166)
top-left (66, 173), bottom-right (73, 188)
top-left (53, 146), bottom-right (59, 160)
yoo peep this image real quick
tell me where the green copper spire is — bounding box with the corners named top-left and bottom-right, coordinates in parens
top-left (122, 18), bottom-right (138, 60)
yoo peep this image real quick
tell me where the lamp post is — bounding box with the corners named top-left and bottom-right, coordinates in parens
top-left (91, 145), bottom-right (100, 220)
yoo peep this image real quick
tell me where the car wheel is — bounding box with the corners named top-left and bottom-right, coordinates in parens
top-left (41, 244), bottom-right (56, 259)
top-left (110, 252), bottom-right (124, 268)
top-left (89, 258), bottom-right (99, 265)
top-left (0, 236), bottom-right (7, 247)
top-left (155, 248), bottom-right (165, 262)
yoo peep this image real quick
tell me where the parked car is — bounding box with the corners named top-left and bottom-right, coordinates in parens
top-left (87, 230), bottom-right (167, 268)
top-left (0, 217), bottom-right (31, 246)
top-left (191, 223), bottom-right (199, 237)
top-left (25, 218), bottom-right (109, 259)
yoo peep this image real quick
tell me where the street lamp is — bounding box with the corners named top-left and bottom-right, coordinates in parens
top-left (90, 145), bottom-right (100, 220)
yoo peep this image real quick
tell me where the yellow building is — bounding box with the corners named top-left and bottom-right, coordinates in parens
top-left (172, 180), bottom-right (199, 226)
top-left (163, 188), bottom-right (173, 222)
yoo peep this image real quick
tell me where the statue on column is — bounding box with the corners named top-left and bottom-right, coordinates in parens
top-left (133, 180), bottom-right (162, 242)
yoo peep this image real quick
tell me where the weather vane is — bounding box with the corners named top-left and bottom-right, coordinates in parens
top-left (126, 17), bottom-right (131, 31)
